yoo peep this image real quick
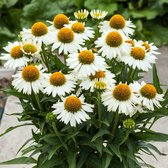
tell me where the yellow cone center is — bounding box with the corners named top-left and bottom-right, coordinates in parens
top-left (113, 84), bottom-right (131, 101)
top-left (64, 96), bottom-right (82, 112)
top-left (10, 46), bottom-right (22, 59)
top-left (126, 39), bottom-right (135, 47)
top-left (22, 44), bottom-right (37, 54)
top-left (71, 22), bottom-right (85, 33)
top-left (53, 14), bottom-right (69, 29)
top-left (22, 65), bottom-right (40, 82)
top-left (90, 70), bottom-right (105, 80)
top-left (140, 84), bottom-right (157, 99)
top-left (131, 47), bottom-right (145, 60)
top-left (94, 81), bottom-right (107, 90)
top-left (78, 50), bottom-right (95, 64)
top-left (58, 27), bottom-right (74, 43)
top-left (31, 22), bottom-right (48, 36)
top-left (106, 31), bottom-right (122, 47)
top-left (109, 14), bottom-right (126, 29)
top-left (142, 42), bottom-right (150, 52)
top-left (50, 72), bottom-right (66, 86)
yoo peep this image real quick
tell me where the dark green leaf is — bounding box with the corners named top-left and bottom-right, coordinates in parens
top-left (0, 157), bottom-right (36, 165)
top-left (0, 123), bottom-right (32, 137)
top-left (153, 64), bottom-right (163, 93)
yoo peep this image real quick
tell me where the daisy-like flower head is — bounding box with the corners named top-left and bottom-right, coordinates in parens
top-left (65, 21), bottom-right (94, 40)
top-left (42, 71), bottom-right (76, 97)
top-left (67, 48), bottom-right (107, 77)
top-left (95, 30), bottom-right (131, 59)
top-left (74, 9), bottom-right (89, 21)
top-left (48, 14), bottom-right (69, 32)
top-left (21, 40), bottom-right (41, 57)
top-left (80, 69), bottom-right (115, 92)
top-left (53, 14), bottom-right (69, 29)
top-left (122, 40), bottom-right (157, 71)
top-left (131, 81), bottom-right (164, 111)
top-left (141, 41), bottom-right (160, 56)
top-left (94, 78), bottom-right (108, 90)
top-left (52, 94), bottom-right (94, 127)
top-left (52, 27), bottom-right (83, 54)
top-left (12, 65), bottom-right (45, 95)
top-left (125, 38), bottom-right (135, 47)
top-left (0, 41), bottom-right (30, 69)
top-left (99, 14), bottom-right (135, 36)
top-left (102, 83), bottom-right (139, 116)
top-left (21, 22), bottom-right (54, 45)
top-left (90, 9), bottom-right (108, 20)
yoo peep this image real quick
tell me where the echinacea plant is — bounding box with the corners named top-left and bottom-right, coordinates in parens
top-left (1, 9), bottom-right (168, 168)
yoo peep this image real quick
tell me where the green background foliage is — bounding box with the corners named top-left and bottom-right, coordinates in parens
top-left (0, 0), bottom-right (168, 51)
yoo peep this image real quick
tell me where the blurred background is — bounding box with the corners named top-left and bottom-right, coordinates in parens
top-left (0, 0), bottom-right (168, 53)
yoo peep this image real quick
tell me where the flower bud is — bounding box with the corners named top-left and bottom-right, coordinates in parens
top-left (123, 118), bottom-right (135, 129)
top-left (46, 112), bottom-right (56, 123)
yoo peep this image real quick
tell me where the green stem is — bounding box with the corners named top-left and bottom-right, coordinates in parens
top-left (42, 43), bottom-right (51, 72)
top-left (52, 122), bottom-right (68, 151)
top-left (141, 118), bottom-right (151, 132)
top-left (111, 111), bottom-right (119, 140)
top-left (97, 91), bottom-right (101, 128)
top-left (34, 93), bottom-right (43, 111)
top-left (128, 68), bottom-right (136, 83)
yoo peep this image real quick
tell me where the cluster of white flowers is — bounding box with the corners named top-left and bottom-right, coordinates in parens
top-left (0, 10), bottom-right (164, 127)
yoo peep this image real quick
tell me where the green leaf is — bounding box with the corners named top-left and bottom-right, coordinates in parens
top-left (153, 64), bottom-right (163, 93)
top-left (74, 0), bottom-right (85, 8)
top-left (5, 0), bottom-right (18, 8)
top-left (40, 155), bottom-right (64, 168)
top-left (91, 129), bottom-right (110, 142)
top-left (23, 0), bottom-right (63, 24)
top-left (133, 131), bottom-right (168, 141)
top-left (77, 147), bottom-right (91, 168)
top-left (39, 134), bottom-right (58, 145)
top-left (48, 143), bottom-right (63, 160)
top-left (101, 153), bottom-right (112, 168)
top-left (135, 20), bottom-right (143, 32)
top-left (66, 150), bottom-right (77, 168)
top-left (143, 23), bottom-right (168, 46)
top-left (84, 0), bottom-right (118, 15)
top-left (94, 137), bottom-right (103, 154)
top-left (16, 137), bottom-right (34, 155)
top-left (0, 157), bottom-right (36, 165)
top-left (109, 144), bottom-right (122, 161)
top-left (0, 123), bottom-right (32, 137)
top-left (138, 142), bottom-right (166, 156)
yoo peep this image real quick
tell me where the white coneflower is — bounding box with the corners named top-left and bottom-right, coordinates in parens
top-left (21, 40), bottom-right (41, 57)
top-left (52, 94), bottom-right (94, 127)
top-left (80, 69), bottom-right (115, 92)
top-left (21, 22), bottom-right (54, 45)
top-left (131, 81), bottom-right (164, 111)
top-left (0, 41), bottom-right (30, 69)
top-left (52, 27), bottom-right (84, 54)
top-left (95, 30), bottom-right (131, 60)
top-left (12, 65), bottom-right (45, 95)
top-left (65, 21), bottom-right (94, 40)
top-left (42, 72), bottom-right (76, 97)
top-left (90, 9), bottom-right (108, 20)
top-left (141, 41), bottom-right (160, 57)
top-left (74, 9), bottom-right (89, 20)
top-left (121, 40), bottom-right (157, 71)
top-left (66, 48), bottom-right (107, 78)
top-left (48, 14), bottom-right (69, 32)
top-left (102, 83), bottom-right (140, 116)
top-left (99, 14), bottom-right (135, 36)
